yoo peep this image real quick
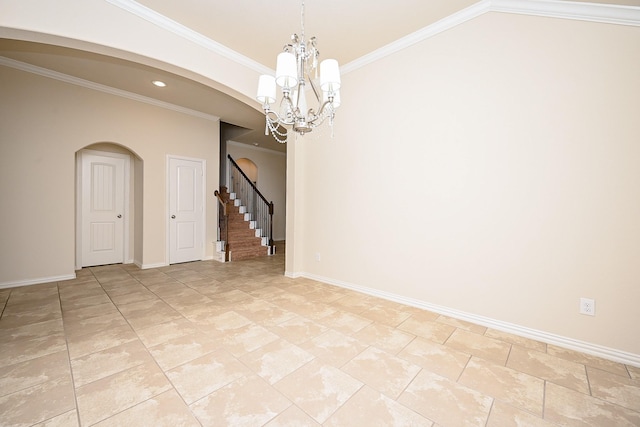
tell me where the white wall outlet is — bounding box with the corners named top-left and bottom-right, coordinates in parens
top-left (315, 252), bottom-right (321, 262)
top-left (579, 298), bottom-right (595, 316)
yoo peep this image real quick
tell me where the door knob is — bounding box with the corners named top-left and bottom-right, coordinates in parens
top-left (117, 214), bottom-right (122, 218)
top-left (171, 215), bottom-right (176, 219)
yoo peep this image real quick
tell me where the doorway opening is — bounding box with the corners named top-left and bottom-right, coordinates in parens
top-left (75, 143), bottom-right (143, 269)
top-left (167, 156), bottom-right (206, 264)
top-left (236, 158), bottom-right (258, 184)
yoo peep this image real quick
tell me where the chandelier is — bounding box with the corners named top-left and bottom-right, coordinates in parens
top-left (256, 0), bottom-right (341, 143)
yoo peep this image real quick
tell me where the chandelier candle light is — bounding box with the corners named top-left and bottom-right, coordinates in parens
top-left (256, 0), bottom-right (341, 143)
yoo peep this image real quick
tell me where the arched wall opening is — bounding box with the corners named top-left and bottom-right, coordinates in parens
top-left (236, 158), bottom-right (258, 184)
top-left (75, 142), bottom-right (143, 269)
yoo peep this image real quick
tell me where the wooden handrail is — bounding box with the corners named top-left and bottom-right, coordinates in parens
top-left (227, 155), bottom-right (271, 207)
top-left (214, 190), bottom-right (227, 216)
top-left (213, 189), bottom-right (230, 262)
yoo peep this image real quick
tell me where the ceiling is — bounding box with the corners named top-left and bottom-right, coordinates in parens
top-left (135, 0), bottom-right (479, 68)
top-left (1, 0), bottom-right (637, 152)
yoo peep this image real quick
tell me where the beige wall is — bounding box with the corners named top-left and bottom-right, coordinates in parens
top-left (0, 66), bottom-right (219, 285)
top-left (2, 0), bottom-right (638, 362)
top-left (227, 142), bottom-right (287, 241)
top-left (295, 13), bottom-right (640, 356)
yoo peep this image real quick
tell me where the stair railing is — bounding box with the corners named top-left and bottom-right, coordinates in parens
top-left (214, 188), bottom-right (230, 262)
top-left (227, 155), bottom-right (275, 254)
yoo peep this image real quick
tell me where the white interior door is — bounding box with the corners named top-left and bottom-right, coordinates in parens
top-left (81, 152), bottom-right (125, 267)
top-left (169, 157), bottom-right (204, 264)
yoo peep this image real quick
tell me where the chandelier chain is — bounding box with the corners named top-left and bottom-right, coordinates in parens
top-left (266, 117), bottom-right (288, 144)
top-left (301, 0), bottom-right (305, 40)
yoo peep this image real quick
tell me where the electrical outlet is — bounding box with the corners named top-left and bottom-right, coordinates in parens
top-left (315, 252), bottom-right (321, 262)
top-left (579, 298), bottom-right (595, 316)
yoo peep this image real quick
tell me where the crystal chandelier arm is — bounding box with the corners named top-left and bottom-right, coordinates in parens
top-left (261, 95), bottom-right (296, 127)
top-left (314, 98), bottom-right (336, 120)
top-left (263, 108), bottom-right (292, 126)
top-left (307, 71), bottom-right (322, 106)
top-left (261, 107), bottom-right (289, 143)
top-left (280, 91), bottom-right (298, 124)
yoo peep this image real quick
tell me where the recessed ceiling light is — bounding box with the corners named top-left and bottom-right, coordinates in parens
top-left (152, 80), bottom-right (166, 87)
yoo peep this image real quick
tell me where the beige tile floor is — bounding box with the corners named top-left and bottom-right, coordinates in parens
top-left (1, 249), bottom-right (639, 426)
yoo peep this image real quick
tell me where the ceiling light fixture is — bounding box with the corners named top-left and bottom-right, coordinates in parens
top-left (152, 80), bottom-right (166, 87)
top-left (256, 0), bottom-right (341, 143)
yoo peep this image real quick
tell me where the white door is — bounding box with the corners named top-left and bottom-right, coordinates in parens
top-left (169, 157), bottom-right (204, 264)
top-left (81, 153), bottom-right (125, 266)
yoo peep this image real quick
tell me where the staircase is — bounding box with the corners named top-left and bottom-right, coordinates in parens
top-left (215, 187), bottom-right (271, 262)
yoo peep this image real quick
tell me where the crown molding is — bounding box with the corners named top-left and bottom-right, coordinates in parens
top-left (491, 0), bottom-right (640, 26)
top-left (5, 0), bottom-right (637, 98)
top-left (342, 0), bottom-right (640, 74)
top-left (104, 0), bottom-right (273, 76)
top-left (104, 0), bottom-right (639, 78)
top-left (341, 1), bottom-right (491, 74)
top-left (0, 56), bottom-right (220, 122)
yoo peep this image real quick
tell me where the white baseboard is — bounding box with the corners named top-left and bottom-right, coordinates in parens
top-left (139, 262), bottom-right (168, 270)
top-left (0, 274), bottom-right (77, 289)
top-left (284, 271), bottom-right (303, 279)
top-left (300, 272), bottom-right (640, 368)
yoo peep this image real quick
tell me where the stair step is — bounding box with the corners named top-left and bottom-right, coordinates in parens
top-left (228, 234), bottom-right (264, 245)
top-left (228, 238), bottom-right (266, 246)
top-left (230, 247), bottom-right (269, 261)
top-left (228, 231), bottom-right (262, 238)
top-left (228, 240), bottom-right (261, 247)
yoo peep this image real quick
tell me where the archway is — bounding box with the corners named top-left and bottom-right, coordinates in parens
top-left (236, 158), bottom-right (258, 184)
top-left (75, 142), bottom-right (143, 269)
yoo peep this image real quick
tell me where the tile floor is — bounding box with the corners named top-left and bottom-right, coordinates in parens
top-left (1, 249), bottom-right (639, 426)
